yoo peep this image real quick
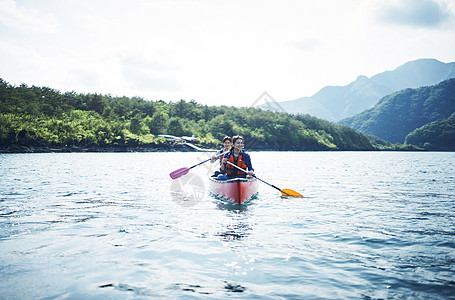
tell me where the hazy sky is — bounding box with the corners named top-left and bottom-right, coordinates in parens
top-left (1, 0), bottom-right (455, 107)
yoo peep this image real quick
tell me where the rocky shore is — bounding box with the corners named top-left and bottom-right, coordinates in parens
top-left (0, 143), bottom-right (214, 153)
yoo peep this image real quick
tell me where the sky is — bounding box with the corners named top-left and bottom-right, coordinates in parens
top-left (1, 0), bottom-right (455, 108)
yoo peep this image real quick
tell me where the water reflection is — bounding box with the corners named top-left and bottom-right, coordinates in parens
top-left (216, 201), bottom-right (250, 212)
top-left (215, 201), bottom-right (254, 242)
top-left (213, 193), bottom-right (258, 212)
top-left (217, 221), bottom-right (251, 241)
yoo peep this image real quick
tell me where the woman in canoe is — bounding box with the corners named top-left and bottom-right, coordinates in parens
top-left (218, 135), bottom-right (254, 180)
top-left (211, 136), bottom-right (232, 164)
top-left (211, 136), bottom-right (232, 178)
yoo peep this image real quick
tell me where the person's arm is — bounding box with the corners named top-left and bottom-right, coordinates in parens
top-left (220, 153), bottom-right (230, 172)
top-left (244, 153), bottom-right (254, 176)
top-left (211, 149), bottom-right (222, 163)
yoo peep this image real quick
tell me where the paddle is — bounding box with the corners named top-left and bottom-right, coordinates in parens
top-left (169, 151), bottom-right (228, 180)
top-left (226, 161), bottom-right (303, 197)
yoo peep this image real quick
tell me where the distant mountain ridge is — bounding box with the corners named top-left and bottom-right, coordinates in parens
top-left (260, 58), bottom-right (455, 121)
top-left (338, 78), bottom-right (455, 147)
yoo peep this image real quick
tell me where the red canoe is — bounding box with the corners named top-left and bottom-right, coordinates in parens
top-left (209, 177), bottom-right (258, 204)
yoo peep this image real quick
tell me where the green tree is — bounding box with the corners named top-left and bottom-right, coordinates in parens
top-left (168, 117), bottom-right (186, 136)
top-left (148, 111), bottom-right (169, 134)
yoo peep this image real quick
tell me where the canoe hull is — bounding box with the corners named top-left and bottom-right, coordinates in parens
top-left (209, 177), bottom-right (258, 204)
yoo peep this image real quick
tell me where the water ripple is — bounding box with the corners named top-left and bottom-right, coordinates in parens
top-left (0, 152), bottom-right (454, 299)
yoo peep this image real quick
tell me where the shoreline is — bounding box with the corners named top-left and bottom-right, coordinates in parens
top-left (0, 144), bottom-right (433, 153)
top-left (0, 143), bottom-right (216, 154)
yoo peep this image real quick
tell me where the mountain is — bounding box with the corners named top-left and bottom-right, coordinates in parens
top-left (404, 112), bottom-right (455, 151)
top-left (260, 58), bottom-right (455, 121)
top-left (338, 78), bottom-right (455, 146)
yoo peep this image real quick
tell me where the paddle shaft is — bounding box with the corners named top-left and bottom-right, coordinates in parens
top-left (170, 150), bottom-right (230, 179)
top-left (188, 150), bottom-right (229, 170)
top-left (190, 157), bottom-right (212, 169)
top-left (225, 161), bottom-right (292, 196)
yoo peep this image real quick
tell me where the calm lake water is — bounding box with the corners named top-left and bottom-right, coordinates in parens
top-left (1, 151), bottom-right (454, 299)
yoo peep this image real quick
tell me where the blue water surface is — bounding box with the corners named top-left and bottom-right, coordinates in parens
top-left (0, 152), bottom-right (454, 299)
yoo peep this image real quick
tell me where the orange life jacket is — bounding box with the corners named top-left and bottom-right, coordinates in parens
top-left (225, 152), bottom-right (248, 177)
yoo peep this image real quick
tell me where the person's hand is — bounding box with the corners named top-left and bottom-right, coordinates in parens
top-left (247, 170), bottom-right (254, 177)
top-left (221, 157), bottom-right (227, 164)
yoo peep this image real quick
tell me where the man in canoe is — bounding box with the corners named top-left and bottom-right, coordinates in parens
top-left (218, 135), bottom-right (254, 180)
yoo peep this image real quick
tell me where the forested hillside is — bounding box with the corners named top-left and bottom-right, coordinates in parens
top-left (339, 78), bottom-right (455, 148)
top-left (405, 112), bottom-right (455, 150)
top-left (0, 79), bottom-right (414, 152)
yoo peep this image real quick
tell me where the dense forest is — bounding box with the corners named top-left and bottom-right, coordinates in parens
top-left (0, 78), bottom-right (417, 152)
top-left (339, 78), bottom-right (455, 150)
top-left (405, 112), bottom-right (455, 150)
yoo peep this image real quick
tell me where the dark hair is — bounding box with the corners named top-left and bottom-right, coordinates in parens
top-left (222, 136), bottom-right (232, 143)
top-left (229, 135), bottom-right (245, 152)
top-left (232, 135), bottom-right (243, 144)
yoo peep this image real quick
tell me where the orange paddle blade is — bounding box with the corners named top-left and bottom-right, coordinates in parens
top-left (280, 189), bottom-right (303, 197)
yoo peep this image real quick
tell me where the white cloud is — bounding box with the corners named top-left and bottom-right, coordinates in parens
top-left (0, 0), bottom-right (58, 33)
top-left (0, 0), bottom-right (454, 106)
top-left (377, 0), bottom-right (455, 28)
top-left (120, 52), bottom-right (181, 92)
top-left (289, 38), bottom-right (322, 52)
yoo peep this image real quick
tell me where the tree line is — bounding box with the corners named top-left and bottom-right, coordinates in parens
top-left (0, 78), bottom-right (417, 151)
